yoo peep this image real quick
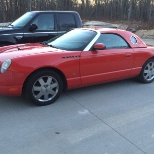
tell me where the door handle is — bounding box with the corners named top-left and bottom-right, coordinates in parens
top-left (15, 36), bottom-right (23, 40)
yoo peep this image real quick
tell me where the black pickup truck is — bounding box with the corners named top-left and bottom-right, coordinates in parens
top-left (0, 11), bottom-right (82, 46)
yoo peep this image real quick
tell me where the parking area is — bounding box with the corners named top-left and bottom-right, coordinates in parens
top-left (0, 79), bottom-right (154, 154)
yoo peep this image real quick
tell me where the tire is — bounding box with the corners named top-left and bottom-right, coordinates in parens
top-left (24, 70), bottom-right (63, 106)
top-left (138, 59), bottom-right (154, 83)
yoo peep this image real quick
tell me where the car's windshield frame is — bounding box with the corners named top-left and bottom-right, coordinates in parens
top-left (47, 29), bottom-right (100, 51)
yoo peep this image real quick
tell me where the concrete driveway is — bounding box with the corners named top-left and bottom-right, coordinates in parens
top-left (0, 22), bottom-right (153, 153)
top-left (0, 79), bottom-right (154, 154)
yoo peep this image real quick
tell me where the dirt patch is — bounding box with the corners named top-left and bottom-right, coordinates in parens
top-left (113, 20), bottom-right (154, 30)
top-left (143, 39), bottom-right (154, 46)
top-left (114, 21), bottom-right (154, 40)
top-left (135, 30), bottom-right (154, 39)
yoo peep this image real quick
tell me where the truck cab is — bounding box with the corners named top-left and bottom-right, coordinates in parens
top-left (0, 11), bottom-right (82, 46)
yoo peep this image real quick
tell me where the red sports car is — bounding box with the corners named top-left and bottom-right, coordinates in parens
top-left (0, 28), bottom-right (154, 106)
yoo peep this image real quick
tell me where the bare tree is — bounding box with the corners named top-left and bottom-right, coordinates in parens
top-left (128, 0), bottom-right (133, 20)
top-left (0, 0), bottom-right (153, 23)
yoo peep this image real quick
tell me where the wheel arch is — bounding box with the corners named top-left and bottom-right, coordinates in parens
top-left (22, 67), bottom-right (67, 94)
top-left (139, 57), bottom-right (154, 75)
top-left (138, 57), bottom-right (154, 83)
top-left (141, 57), bottom-right (154, 69)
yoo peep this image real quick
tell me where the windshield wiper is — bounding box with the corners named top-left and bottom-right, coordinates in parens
top-left (40, 42), bottom-right (58, 49)
top-left (40, 41), bottom-right (47, 45)
top-left (8, 24), bottom-right (14, 28)
top-left (49, 44), bottom-right (58, 49)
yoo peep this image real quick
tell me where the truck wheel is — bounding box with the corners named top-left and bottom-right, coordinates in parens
top-left (25, 70), bottom-right (63, 106)
top-left (138, 59), bottom-right (154, 83)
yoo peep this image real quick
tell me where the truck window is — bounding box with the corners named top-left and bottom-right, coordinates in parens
top-left (32, 14), bottom-right (54, 31)
top-left (10, 12), bottom-right (36, 28)
top-left (57, 13), bottom-right (76, 31)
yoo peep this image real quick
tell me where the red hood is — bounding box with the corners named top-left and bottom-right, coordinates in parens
top-left (0, 43), bottom-right (64, 61)
top-left (0, 43), bottom-right (55, 53)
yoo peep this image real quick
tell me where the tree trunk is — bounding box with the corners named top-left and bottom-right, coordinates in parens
top-left (128, 0), bottom-right (133, 20)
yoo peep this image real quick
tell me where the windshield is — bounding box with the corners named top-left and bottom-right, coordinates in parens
top-left (48, 29), bottom-right (97, 51)
top-left (9, 12), bottom-right (36, 28)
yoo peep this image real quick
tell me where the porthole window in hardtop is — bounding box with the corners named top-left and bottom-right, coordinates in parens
top-left (96, 33), bottom-right (129, 49)
top-left (130, 36), bottom-right (137, 44)
top-left (57, 13), bottom-right (76, 30)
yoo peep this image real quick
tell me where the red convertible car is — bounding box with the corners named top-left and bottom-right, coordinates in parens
top-left (0, 28), bottom-right (154, 105)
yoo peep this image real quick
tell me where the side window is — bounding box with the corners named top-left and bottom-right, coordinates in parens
top-left (96, 34), bottom-right (129, 49)
top-left (57, 13), bottom-right (76, 31)
top-left (32, 14), bottom-right (54, 31)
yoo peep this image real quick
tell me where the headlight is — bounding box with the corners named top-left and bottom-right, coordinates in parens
top-left (1, 59), bottom-right (12, 73)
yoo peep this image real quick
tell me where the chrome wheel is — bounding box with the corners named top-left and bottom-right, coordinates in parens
top-left (25, 70), bottom-right (63, 106)
top-left (139, 59), bottom-right (154, 83)
top-left (32, 76), bottom-right (59, 102)
top-left (143, 61), bottom-right (154, 81)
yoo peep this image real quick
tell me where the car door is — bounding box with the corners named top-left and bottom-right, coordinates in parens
top-left (80, 33), bottom-right (134, 85)
top-left (23, 13), bottom-right (58, 43)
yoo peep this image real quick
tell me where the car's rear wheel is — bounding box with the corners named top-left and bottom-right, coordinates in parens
top-left (139, 59), bottom-right (154, 83)
top-left (25, 70), bottom-right (63, 106)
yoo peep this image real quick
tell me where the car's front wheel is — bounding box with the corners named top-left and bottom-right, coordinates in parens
top-left (24, 70), bottom-right (63, 106)
top-left (139, 59), bottom-right (154, 83)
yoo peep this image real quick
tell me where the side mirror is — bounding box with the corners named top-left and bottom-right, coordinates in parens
top-left (93, 43), bottom-right (106, 50)
top-left (29, 24), bottom-right (38, 32)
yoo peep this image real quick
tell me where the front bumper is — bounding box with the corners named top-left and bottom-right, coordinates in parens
top-left (0, 70), bottom-right (25, 96)
top-left (0, 85), bottom-right (22, 96)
